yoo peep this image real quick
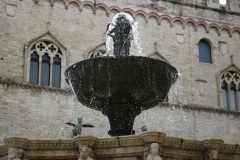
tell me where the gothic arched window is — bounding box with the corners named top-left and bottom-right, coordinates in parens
top-left (29, 41), bottom-right (63, 88)
top-left (221, 71), bottom-right (240, 111)
top-left (198, 40), bottom-right (212, 63)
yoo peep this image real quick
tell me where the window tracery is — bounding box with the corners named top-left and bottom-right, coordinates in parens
top-left (29, 41), bottom-right (63, 88)
top-left (221, 71), bottom-right (240, 111)
top-left (89, 49), bottom-right (106, 58)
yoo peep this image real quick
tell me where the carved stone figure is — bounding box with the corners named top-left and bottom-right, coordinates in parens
top-left (144, 143), bottom-right (162, 160)
top-left (205, 149), bottom-right (218, 160)
top-left (8, 147), bottom-right (26, 160)
top-left (78, 145), bottom-right (94, 160)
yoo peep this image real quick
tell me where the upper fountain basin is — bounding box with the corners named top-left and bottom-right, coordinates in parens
top-left (64, 56), bottom-right (178, 111)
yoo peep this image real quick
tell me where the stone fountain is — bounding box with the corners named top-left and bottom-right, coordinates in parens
top-left (64, 13), bottom-right (178, 136)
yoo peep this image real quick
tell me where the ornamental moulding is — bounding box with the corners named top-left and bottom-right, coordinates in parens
top-left (0, 132), bottom-right (239, 159)
top-left (19, 0), bottom-right (240, 38)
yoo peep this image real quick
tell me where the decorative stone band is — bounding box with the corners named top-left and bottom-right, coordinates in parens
top-left (0, 80), bottom-right (72, 95)
top-left (140, 132), bottom-right (166, 143)
top-left (4, 137), bottom-right (29, 149)
top-left (202, 139), bottom-right (224, 150)
top-left (19, 0), bottom-right (240, 38)
top-left (0, 132), bottom-right (239, 159)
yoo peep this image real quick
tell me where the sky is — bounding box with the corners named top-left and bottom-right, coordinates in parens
top-left (219, 0), bottom-right (227, 5)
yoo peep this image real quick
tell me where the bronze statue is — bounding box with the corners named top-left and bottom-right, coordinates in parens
top-left (65, 118), bottom-right (94, 137)
top-left (106, 12), bottom-right (134, 57)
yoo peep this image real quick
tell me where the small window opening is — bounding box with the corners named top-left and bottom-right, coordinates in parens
top-left (219, 0), bottom-right (227, 5)
top-left (198, 40), bottom-right (212, 64)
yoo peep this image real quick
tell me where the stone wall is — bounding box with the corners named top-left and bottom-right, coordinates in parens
top-left (1, 0), bottom-right (240, 107)
top-left (1, 82), bottom-right (240, 145)
top-left (0, 0), bottom-right (240, 145)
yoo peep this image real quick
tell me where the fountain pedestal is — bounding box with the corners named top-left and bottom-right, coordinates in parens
top-left (102, 103), bottom-right (141, 136)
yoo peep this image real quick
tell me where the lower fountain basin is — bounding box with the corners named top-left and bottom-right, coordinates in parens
top-left (64, 56), bottom-right (178, 136)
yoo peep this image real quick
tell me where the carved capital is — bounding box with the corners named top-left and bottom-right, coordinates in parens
top-left (140, 131), bottom-right (166, 144)
top-left (4, 137), bottom-right (29, 149)
top-left (202, 139), bottom-right (224, 150)
top-left (74, 135), bottom-right (98, 147)
top-left (8, 147), bottom-right (28, 160)
top-left (204, 149), bottom-right (219, 160)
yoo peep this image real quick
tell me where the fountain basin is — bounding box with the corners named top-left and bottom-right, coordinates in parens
top-left (64, 56), bottom-right (178, 136)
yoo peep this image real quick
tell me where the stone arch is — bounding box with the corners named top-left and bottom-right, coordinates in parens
top-left (135, 10), bottom-right (148, 23)
top-left (122, 8), bottom-right (135, 19)
top-left (109, 6), bottom-right (121, 13)
top-left (232, 27), bottom-right (240, 38)
top-left (220, 26), bottom-right (232, 37)
top-left (199, 37), bottom-right (212, 46)
top-left (147, 12), bottom-right (160, 25)
top-left (196, 21), bottom-right (209, 33)
top-left (232, 27), bottom-right (240, 34)
top-left (185, 19), bottom-right (197, 31)
top-left (82, 1), bottom-right (94, 13)
top-left (208, 23), bottom-right (220, 35)
top-left (84, 42), bottom-right (106, 59)
top-left (159, 15), bottom-right (173, 27)
top-left (96, 3), bottom-right (110, 16)
top-left (66, 0), bottom-right (81, 11)
top-left (173, 17), bottom-right (185, 29)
